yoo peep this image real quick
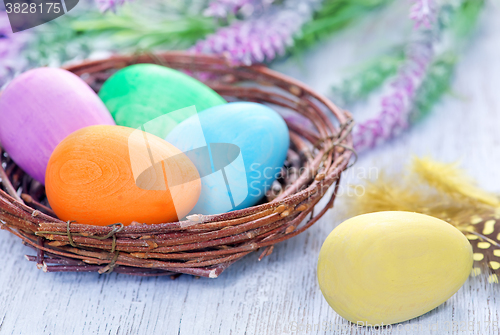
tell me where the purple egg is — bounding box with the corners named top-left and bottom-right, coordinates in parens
top-left (0, 67), bottom-right (115, 184)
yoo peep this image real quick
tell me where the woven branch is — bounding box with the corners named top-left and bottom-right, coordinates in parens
top-left (0, 51), bottom-right (353, 278)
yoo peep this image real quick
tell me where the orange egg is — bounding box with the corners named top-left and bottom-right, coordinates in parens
top-left (45, 125), bottom-right (201, 226)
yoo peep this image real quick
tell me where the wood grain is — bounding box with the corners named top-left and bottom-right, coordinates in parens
top-left (0, 2), bottom-right (499, 334)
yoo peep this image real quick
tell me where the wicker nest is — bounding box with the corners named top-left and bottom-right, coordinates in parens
top-left (0, 51), bottom-right (353, 278)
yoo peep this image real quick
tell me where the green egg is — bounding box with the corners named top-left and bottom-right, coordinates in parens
top-left (98, 64), bottom-right (226, 138)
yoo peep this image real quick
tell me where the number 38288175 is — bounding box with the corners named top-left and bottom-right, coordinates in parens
top-left (5, 2), bottom-right (61, 14)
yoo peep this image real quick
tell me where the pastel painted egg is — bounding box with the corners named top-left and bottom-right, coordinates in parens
top-left (0, 67), bottom-right (115, 184)
top-left (46, 125), bottom-right (201, 226)
top-left (166, 102), bottom-right (289, 215)
top-left (317, 211), bottom-right (473, 325)
top-left (98, 64), bottom-right (226, 138)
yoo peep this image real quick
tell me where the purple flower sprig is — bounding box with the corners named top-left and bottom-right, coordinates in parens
top-left (193, 0), bottom-right (321, 65)
top-left (0, 12), bottom-right (30, 87)
top-left (204, 0), bottom-right (275, 19)
top-left (410, 0), bottom-right (436, 29)
top-left (95, 0), bottom-right (129, 13)
top-left (352, 0), bottom-right (437, 153)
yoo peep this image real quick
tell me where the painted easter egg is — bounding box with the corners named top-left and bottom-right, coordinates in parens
top-left (166, 102), bottom-right (289, 215)
top-left (98, 64), bottom-right (226, 138)
top-left (0, 67), bottom-right (115, 184)
top-left (45, 125), bottom-right (201, 226)
top-left (317, 211), bottom-right (473, 325)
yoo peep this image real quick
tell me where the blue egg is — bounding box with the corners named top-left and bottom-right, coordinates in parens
top-left (166, 102), bottom-right (290, 215)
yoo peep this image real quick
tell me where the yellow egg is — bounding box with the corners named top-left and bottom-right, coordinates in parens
top-left (317, 211), bottom-right (472, 325)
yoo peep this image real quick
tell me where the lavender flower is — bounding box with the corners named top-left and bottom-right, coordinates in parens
top-left (95, 0), bottom-right (129, 13)
top-left (0, 12), bottom-right (30, 87)
top-left (410, 0), bottom-right (436, 29)
top-left (353, 0), bottom-right (437, 152)
top-left (204, 0), bottom-right (275, 19)
top-left (194, 0), bottom-right (321, 65)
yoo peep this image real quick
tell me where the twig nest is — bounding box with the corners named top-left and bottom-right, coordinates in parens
top-left (0, 52), bottom-right (352, 277)
top-left (317, 211), bottom-right (473, 325)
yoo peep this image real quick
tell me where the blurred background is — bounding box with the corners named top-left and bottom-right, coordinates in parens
top-left (1, 1), bottom-right (500, 334)
top-left (0, 0), bottom-right (493, 155)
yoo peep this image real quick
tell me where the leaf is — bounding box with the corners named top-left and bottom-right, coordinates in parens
top-left (293, 0), bottom-right (394, 52)
top-left (331, 48), bottom-right (405, 106)
top-left (410, 53), bottom-right (457, 122)
top-left (450, 0), bottom-right (485, 38)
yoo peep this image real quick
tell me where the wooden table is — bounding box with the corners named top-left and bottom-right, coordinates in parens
top-left (1, 2), bottom-right (499, 334)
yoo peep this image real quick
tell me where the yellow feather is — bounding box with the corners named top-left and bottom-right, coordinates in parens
top-left (412, 157), bottom-right (500, 208)
top-left (348, 157), bottom-right (497, 226)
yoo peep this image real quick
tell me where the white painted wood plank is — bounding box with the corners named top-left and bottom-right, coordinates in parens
top-left (1, 2), bottom-right (499, 334)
